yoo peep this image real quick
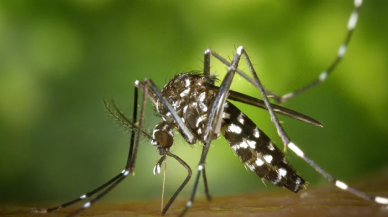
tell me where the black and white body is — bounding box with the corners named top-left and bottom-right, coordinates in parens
top-left (152, 73), bottom-right (306, 193)
top-left (31, 0), bottom-right (388, 216)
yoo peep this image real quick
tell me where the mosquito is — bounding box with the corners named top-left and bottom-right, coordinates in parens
top-left (32, 0), bottom-right (388, 216)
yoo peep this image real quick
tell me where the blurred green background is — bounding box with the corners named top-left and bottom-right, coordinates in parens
top-left (1, 0), bottom-right (387, 205)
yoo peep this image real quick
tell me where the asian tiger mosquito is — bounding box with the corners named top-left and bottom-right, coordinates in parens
top-left (31, 0), bottom-right (388, 216)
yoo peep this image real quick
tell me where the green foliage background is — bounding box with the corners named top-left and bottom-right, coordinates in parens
top-left (0, 0), bottom-right (387, 204)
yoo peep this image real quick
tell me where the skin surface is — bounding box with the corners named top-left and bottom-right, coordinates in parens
top-left (3, 169), bottom-right (388, 217)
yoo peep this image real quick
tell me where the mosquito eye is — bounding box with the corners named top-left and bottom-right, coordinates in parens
top-left (154, 130), bottom-right (174, 148)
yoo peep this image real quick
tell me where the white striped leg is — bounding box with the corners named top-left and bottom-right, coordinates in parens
top-left (266, 0), bottom-right (363, 104)
top-left (30, 172), bottom-right (124, 213)
top-left (67, 82), bottom-right (149, 216)
top-left (287, 141), bottom-right (388, 205)
top-left (179, 46), bottom-right (245, 217)
top-left (231, 46), bottom-right (388, 206)
top-left (32, 78), bottom-right (149, 216)
top-left (65, 169), bottom-right (131, 217)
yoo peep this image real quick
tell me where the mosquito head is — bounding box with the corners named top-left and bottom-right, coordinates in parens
top-left (151, 122), bottom-right (174, 155)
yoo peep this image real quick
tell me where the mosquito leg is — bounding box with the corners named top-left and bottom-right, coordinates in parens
top-left (127, 80), bottom-right (148, 172)
top-left (240, 47), bottom-right (291, 148)
top-left (268, 0), bottom-right (363, 104)
top-left (178, 169), bottom-right (202, 217)
top-left (31, 85), bottom-right (143, 214)
top-left (239, 46), bottom-right (388, 206)
top-left (144, 79), bottom-right (196, 144)
top-left (204, 48), bottom-right (211, 77)
top-left (179, 47), bottom-right (244, 216)
top-left (65, 79), bottom-right (149, 217)
top-left (134, 80), bottom-right (157, 105)
top-left (287, 142), bottom-right (388, 204)
top-left (32, 78), bottom-right (151, 216)
top-left (202, 167), bottom-right (212, 201)
top-left (161, 152), bottom-right (192, 215)
top-left (125, 85), bottom-right (139, 167)
top-left (30, 173), bottom-right (123, 213)
top-left (200, 146), bottom-right (211, 201)
top-left (208, 49), bottom-right (275, 101)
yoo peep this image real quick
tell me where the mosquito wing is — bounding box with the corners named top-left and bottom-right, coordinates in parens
top-left (207, 84), bottom-right (323, 127)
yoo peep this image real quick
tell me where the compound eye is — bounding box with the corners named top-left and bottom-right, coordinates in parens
top-left (152, 122), bottom-right (174, 149)
top-left (154, 130), bottom-right (173, 149)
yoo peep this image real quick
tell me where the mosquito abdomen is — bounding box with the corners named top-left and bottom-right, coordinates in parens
top-left (220, 101), bottom-right (306, 193)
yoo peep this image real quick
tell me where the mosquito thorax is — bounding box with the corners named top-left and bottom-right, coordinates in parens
top-left (156, 73), bottom-right (218, 144)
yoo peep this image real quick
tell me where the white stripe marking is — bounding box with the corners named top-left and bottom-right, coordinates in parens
top-left (222, 112), bottom-right (231, 119)
top-left (375, 196), bottom-right (388, 204)
top-left (83, 202), bottom-right (91, 208)
top-left (237, 113), bottom-right (245, 124)
top-left (199, 102), bottom-right (208, 112)
top-left (319, 71), bottom-right (328, 81)
top-left (180, 88), bottom-right (190, 97)
top-left (274, 172), bottom-right (282, 185)
top-left (153, 165), bottom-right (157, 175)
top-left (335, 180), bottom-right (348, 190)
top-left (268, 142), bottom-right (275, 151)
top-left (354, 0), bottom-right (362, 7)
top-left (185, 79), bottom-right (190, 87)
top-left (348, 11), bottom-right (358, 30)
top-left (263, 155), bottom-right (273, 163)
top-left (198, 92), bottom-right (206, 102)
top-left (288, 142), bottom-right (304, 157)
top-left (227, 124), bottom-right (242, 134)
top-left (253, 128), bottom-right (260, 138)
top-left (246, 163), bottom-right (255, 171)
top-left (255, 158), bottom-right (264, 166)
top-left (232, 144), bottom-right (240, 151)
top-left (295, 177), bottom-right (302, 192)
top-left (196, 116), bottom-right (206, 127)
top-left (157, 164), bottom-right (161, 174)
top-left (247, 140), bottom-right (256, 149)
top-left (237, 46), bottom-right (244, 55)
top-left (152, 128), bottom-right (160, 138)
top-left (338, 45), bottom-right (347, 57)
top-left (239, 141), bottom-right (248, 149)
top-left (279, 168), bottom-right (287, 177)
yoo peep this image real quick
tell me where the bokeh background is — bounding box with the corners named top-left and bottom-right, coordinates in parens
top-left (1, 0), bottom-right (387, 206)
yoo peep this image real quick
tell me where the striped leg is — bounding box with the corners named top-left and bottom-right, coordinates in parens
top-left (267, 0), bottom-right (363, 104)
top-left (153, 152), bottom-right (193, 215)
top-left (179, 46), bottom-right (245, 217)
top-left (237, 46), bottom-right (388, 206)
top-left (31, 79), bottom-right (149, 216)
